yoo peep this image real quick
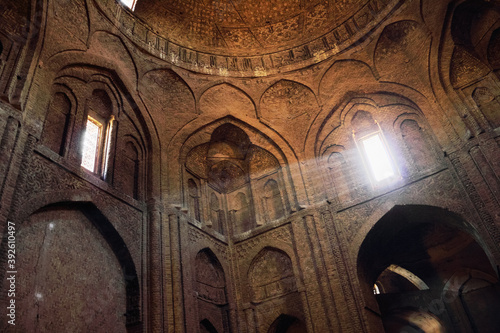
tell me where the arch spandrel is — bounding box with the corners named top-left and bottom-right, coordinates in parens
top-left (199, 83), bottom-right (257, 119)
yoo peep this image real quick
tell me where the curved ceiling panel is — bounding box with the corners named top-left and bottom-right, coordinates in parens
top-left (97, 0), bottom-right (405, 76)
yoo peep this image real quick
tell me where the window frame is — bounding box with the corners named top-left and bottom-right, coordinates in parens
top-left (120, 0), bottom-right (137, 11)
top-left (354, 128), bottom-right (400, 187)
top-left (81, 112), bottom-right (115, 179)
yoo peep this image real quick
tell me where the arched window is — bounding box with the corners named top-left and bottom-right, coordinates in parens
top-left (81, 89), bottom-right (115, 178)
top-left (263, 179), bottom-right (284, 222)
top-left (120, 0), bottom-right (137, 11)
top-left (352, 111), bottom-right (398, 185)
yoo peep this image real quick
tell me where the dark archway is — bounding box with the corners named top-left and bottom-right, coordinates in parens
top-left (200, 319), bottom-right (219, 333)
top-left (268, 314), bottom-right (307, 333)
top-left (358, 205), bottom-right (500, 332)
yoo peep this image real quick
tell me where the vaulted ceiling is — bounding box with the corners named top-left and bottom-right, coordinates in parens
top-left (134, 0), bottom-right (373, 56)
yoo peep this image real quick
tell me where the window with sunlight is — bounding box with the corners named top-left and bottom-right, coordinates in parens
top-left (360, 134), bottom-right (395, 182)
top-left (120, 0), bottom-right (137, 11)
top-left (81, 117), bottom-right (102, 172)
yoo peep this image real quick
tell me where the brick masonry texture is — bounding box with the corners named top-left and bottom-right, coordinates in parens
top-left (0, 0), bottom-right (500, 332)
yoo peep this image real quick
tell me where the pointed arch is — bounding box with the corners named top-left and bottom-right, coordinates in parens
top-left (41, 85), bottom-right (76, 156)
top-left (2, 200), bottom-right (141, 328)
top-left (200, 319), bottom-right (219, 333)
top-left (168, 116), bottom-right (305, 210)
top-left (195, 248), bottom-right (227, 304)
top-left (194, 248), bottom-right (228, 333)
top-left (248, 247), bottom-right (297, 302)
top-left (357, 204), bottom-right (500, 333)
top-left (268, 314), bottom-right (307, 333)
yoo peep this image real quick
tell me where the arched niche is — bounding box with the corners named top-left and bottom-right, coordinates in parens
top-left (187, 178), bottom-right (202, 221)
top-left (259, 79), bottom-right (318, 150)
top-left (138, 68), bottom-right (196, 143)
top-left (321, 147), bottom-right (353, 203)
top-left (114, 138), bottom-right (143, 199)
top-left (183, 121), bottom-right (291, 235)
top-left (208, 192), bottom-right (225, 234)
top-left (0, 202), bottom-right (141, 331)
top-left (357, 205), bottom-right (499, 333)
top-left (248, 247), bottom-right (297, 303)
top-left (487, 28), bottom-right (500, 71)
top-left (4, 0), bottom-right (45, 105)
top-left (195, 249), bottom-right (227, 305)
top-left (199, 83), bottom-right (257, 119)
top-left (41, 89), bottom-right (74, 156)
top-left (394, 114), bottom-right (443, 176)
top-left (171, 115), bottom-right (304, 210)
top-left (374, 20), bottom-right (431, 86)
top-left (315, 96), bottom-right (442, 206)
top-left (194, 249), bottom-right (229, 333)
top-left (233, 191), bottom-right (253, 233)
top-left (43, 66), bottom-right (153, 201)
top-left (263, 179), bottom-right (285, 223)
top-left (471, 86), bottom-right (500, 128)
